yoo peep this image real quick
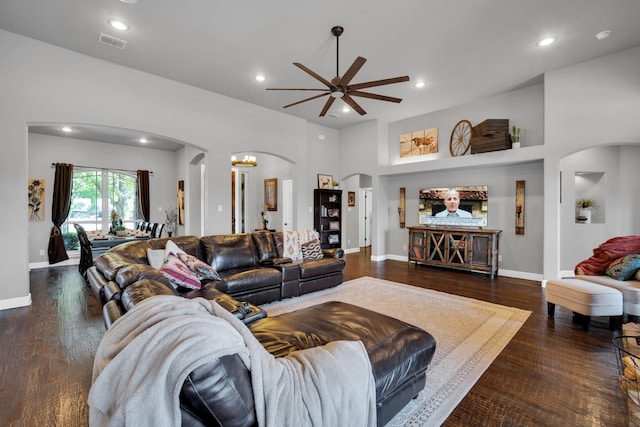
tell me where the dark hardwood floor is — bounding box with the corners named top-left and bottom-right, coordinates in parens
top-left (0, 249), bottom-right (629, 426)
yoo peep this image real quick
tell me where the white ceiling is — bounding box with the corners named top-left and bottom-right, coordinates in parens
top-left (3, 0), bottom-right (640, 146)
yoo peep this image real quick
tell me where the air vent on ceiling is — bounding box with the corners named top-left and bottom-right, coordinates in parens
top-left (98, 33), bottom-right (127, 49)
top-left (327, 113), bottom-right (340, 119)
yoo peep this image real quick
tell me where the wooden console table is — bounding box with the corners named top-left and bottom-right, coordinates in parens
top-left (408, 226), bottom-right (502, 278)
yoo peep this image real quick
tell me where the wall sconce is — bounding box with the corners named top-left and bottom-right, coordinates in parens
top-left (399, 187), bottom-right (406, 228)
top-left (231, 155), bottom-right (257, 167)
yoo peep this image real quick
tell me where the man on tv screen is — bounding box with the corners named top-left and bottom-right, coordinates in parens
top-left (434, 189), bottom-right (472, 218)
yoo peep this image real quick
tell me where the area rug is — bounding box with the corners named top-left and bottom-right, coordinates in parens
top-left (260, 276), bottom-right (531, 426)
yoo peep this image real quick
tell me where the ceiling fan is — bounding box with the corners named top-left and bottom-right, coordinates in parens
top-left (267, 26), bottom-right (410, 117)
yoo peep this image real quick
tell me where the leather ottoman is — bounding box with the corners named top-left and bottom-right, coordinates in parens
top-left (249, 301), bottom-right (436, 426)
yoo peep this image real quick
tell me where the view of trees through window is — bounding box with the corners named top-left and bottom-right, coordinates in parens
top-left (62, 169), bottom-right (139, 250)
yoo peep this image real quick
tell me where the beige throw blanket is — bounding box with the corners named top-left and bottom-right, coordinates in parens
top-left (282, 229), bottom-right (319, 261)
top-left (89, 295), bottom-right (376, 427)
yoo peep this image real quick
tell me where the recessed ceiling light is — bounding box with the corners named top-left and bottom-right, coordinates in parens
top-left (255, 74), bottom-right (266, 82)
top-left (341, 106), bottom-right (350, 113)
top-left (61, 126), bottom-right (72, 133)
top-left (108, 19), bottom-right (130, 31)
top-left (414, 81), bottom-right (427, 88)
top-left (139, 138), bottom-right (148, 143)
top-left (537, 36), bottom-right (557, 47)
top-left (595, 30), bottom-right (612, 40)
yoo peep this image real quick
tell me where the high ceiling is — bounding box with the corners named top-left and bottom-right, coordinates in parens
top-left (3, 0), bottom-right (640, 139)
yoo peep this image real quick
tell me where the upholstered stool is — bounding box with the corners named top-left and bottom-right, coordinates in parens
top-left (546, 278), bottom-right (623, 331)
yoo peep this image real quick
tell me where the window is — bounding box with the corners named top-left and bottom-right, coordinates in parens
top-left (62, 169), bottom-right (139, 250)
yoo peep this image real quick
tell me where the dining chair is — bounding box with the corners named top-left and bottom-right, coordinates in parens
top-left (153, 223), bottom-right (164, 238)
top-left (73, 223), bottom-right (93, 282)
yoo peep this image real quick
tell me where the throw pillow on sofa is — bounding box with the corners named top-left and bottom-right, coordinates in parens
top-left (301, 239), bottom-right (323, 260)
top-left (605, 254), bottom-right (640, 281)
top-left (178, 252), bottom-right (221, 281)
top-left (161, 253), bottom-right (201, 290)
top-left (147, 248), bottom-right (165, 269)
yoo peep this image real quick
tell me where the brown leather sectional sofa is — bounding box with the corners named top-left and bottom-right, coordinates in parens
top-left (87, 230), bottom-right (437, 426)
top-left (88, 231), bottom-right (345, 325)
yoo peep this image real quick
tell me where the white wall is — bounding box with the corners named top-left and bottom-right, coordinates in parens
top-left (0, 29), bottom-right (329, 308)
top-left (560, 145), bottom-right (640, 270)
top-left (27, 133), bottom-right (180, 264)
top-left (339, 84), bottom-right (546, 274)
top-left (381, 162), bottom-right (544, 275)
top-left (544, 45), bottom-right (640, 279)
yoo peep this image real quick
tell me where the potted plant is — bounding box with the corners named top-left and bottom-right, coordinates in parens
top-left (113, 225), bottom-right (127, 237)
top-left (575, 199), bottom-right (596, 224)
top-left (332, 180), bottom-right (340, 189)
top-left (511, 125), bottom-right (521, 148)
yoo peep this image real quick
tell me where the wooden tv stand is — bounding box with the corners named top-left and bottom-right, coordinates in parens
top-left (407, 226), bottom-right (502, 278)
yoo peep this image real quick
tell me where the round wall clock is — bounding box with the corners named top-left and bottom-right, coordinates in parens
top-left (449, 120), bottom-right (473, 156)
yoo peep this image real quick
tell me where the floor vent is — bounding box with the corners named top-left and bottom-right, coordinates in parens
top-left (98, 33), bottom-right (127, 49)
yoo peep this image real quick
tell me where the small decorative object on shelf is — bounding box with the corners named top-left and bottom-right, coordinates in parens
top-left (575, 199), bottom-right (596, 224)
top-left (511, 125), bottom-right (521, 148)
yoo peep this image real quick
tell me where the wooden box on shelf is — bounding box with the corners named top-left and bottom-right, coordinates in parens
top-left (471, 119), bottom-right (512, 154)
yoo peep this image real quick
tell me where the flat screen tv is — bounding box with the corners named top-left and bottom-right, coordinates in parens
top-left (418, 186), bottom-right (488, 227)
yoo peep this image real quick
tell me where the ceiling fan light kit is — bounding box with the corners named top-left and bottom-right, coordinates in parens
top-left (267, 26), bottom-right (410, 117)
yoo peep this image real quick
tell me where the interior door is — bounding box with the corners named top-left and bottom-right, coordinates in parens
top-left (282, 179), bottom-right (293, 231)
top-left (360, 189), bottom-right (373, 247)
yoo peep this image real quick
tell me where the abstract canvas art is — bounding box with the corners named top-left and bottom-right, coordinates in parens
top-left (28, 178), bottom-right (45, 220)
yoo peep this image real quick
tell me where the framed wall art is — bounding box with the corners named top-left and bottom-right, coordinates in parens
top-left (28, 178), bottom-right (45, 220)
top-left (264, 178), bottom-right (277, 211)
top-left (177, 180), bottom-right (185, 225)
top-left (400, 127), bottom-right (438, 158)
top-left (348, 191), bottom-right (355, 206)
top-left (317, 174), bottom-right (333, 189)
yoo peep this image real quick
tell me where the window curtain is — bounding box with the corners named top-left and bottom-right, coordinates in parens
top-left (137, 170), bottom-right (150, 222)
top-left (48, 163), bottom-right (73, 264)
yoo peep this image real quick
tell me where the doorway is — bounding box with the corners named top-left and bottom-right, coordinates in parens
top-left (231, 169), bottom-right (249, 233)
top-left (360, 189), bottom-right (372, 248)
top-left (282, 179), bottom-right (293, 231)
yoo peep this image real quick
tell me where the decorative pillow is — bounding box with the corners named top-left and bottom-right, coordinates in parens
top-left (178, 252), bottom-right (221, 281)
top-left (147, 248), bottom-right (165, 270)
top-left (165, 240), bottom-right (186, 257)
top-left (301, 239), bottom-right (324, 260)
top-left (605, 254), bottom-right (640, 281)
top-left (161, 253), bottom-right (201, 290)
top-left (637, 269), bottom-right (640, 281)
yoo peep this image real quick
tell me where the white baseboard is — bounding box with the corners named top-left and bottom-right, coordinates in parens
top-left (366, 253), bottom-right (543, 283)
top-left (29, 258), bottom-right (78, 270)
top-left (0, 293), bottom-right (32, 310)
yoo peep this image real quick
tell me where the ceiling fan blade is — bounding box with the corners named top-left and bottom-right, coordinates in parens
top-left (337, 56), bottom-right (367, 87)
top-left (349, 90), bottom-right (403, 103)
top-left (282, 92), bottom-right (329, 109)
top-left (319, 97), bottom-right (336, 117)
top-left (293, 63), bottom-right (335, 88)
top-left (342, 94), bottom-right (367, 116)
top-left (349, 75), bottom-right (410, 91)
top-left (267, 88), bottom-right (329, 91)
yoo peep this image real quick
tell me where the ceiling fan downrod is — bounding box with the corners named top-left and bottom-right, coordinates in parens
top-left (331, 26), bottom-right (344, 81)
